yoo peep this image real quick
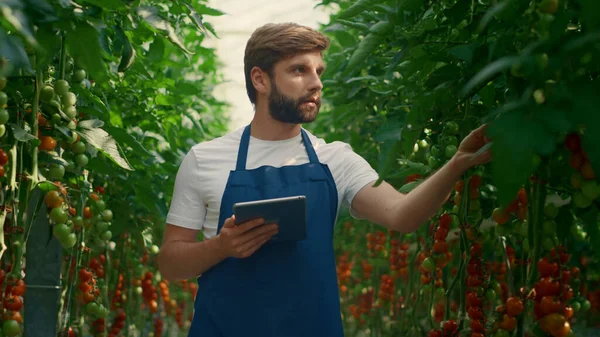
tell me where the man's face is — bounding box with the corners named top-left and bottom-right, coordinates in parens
top-left (267, 51), bottom-right (325, 124)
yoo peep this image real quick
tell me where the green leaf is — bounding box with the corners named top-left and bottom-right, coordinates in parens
top-left (0, 3), bottom-right (39, 49)
top-left (117, 28), bottom-right (136, 72)
top-left (78, 119), bottom-right (105, 129)
top-left (334, 19), bottom-right (370, 31)
top-left (487, 112), bottom-right (552, 206)
top-left (79, 0), bottom-right (127, 10)
top-left (555, 203), bottom-right (574, 244)
top-left (460, 56), bottom-right (522, 98)
top-left (155, 94), bottom-right (174, 106)
top-left (570, 80), bottom-right (600, 177)
top-left (67, 21), bottom-right (108, 83)
top-left (136, 6), bottom-right (194, 55)
top-left (183, 3), bottom-right (210, 36)
top-left (36, 181), bottom-right (58, 192)
top-left (374, 119), bottom-right (404, 142)
top-left (448, 43), bottom-right (476, 65)
top-left (478, 0), bottom-right (510, 33)
top-left (478, 83), bottom-right (496, 108)
top-left (537, 108), bottom-right (572, 135)
top-left (580, 0), bottom-right (600, 30)
top-left (146, 37), bottom-right (165, 63)
top-left (399, 180), bottom-right (422, 194)
top-left (344, 33), bottom-right (384, 76)
top-left (338, 0), bottom-right (379, 20)
top-left (376, 139), bottom-right (402, 186)
top-left (105, 126), bottom-right (152, 156)
top-left (77, 128), bottom-right (133, 171)
top-left (9, 123), bottom-right (36, 142)
top-left (193, 3), bottom-right (225, 16)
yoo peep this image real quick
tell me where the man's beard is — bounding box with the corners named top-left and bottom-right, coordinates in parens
top-left (268, 82), bottom-right (321, 124)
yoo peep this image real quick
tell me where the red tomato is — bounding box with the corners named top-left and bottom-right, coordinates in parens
top-left (538, 258), bottom-right (559, 278)
top-left (443, 320), bottom-right (458, 335)
top-left (470, 319), bottom-right (485, 333)
top-left (506, 297), bottom-right (524, 316)
top-left (439, 214), bottom-right (452, 229)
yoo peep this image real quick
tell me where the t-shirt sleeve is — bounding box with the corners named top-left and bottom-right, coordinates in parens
top-left (336, 142), bottom-right (379, 217)
top-left (165, 149), bottom-right (207, 230)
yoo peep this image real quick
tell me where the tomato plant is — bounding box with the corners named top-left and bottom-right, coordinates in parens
top-left (311, 0), bottom-right (600, 336)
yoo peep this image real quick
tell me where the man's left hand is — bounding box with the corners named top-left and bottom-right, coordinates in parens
top-left (454, 124), bottom-right (492, 171)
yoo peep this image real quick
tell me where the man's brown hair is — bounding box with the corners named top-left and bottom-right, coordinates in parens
top-left (244, 22), bottom-right (330, 104)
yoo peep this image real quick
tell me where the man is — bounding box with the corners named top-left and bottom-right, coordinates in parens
top-left (158, 22), bottom-right (491, 337)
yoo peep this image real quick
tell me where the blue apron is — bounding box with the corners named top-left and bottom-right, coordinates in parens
top-left (188, 124), bottom-right (343, 337)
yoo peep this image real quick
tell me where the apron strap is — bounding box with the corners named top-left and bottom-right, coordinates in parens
top-left (236, 125), bottom-right (252, 170)
top-left (300, 129), bottom-right (319, 164)
top-left (236, 124), bottom-right (320, 170)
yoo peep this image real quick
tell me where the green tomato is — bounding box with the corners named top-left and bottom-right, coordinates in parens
top-left (542, 220), bottom-right (557, 235)
top-left (428, 156), bottom-right (440, 169)
top-left (445, 145), bottom-right (458, 159)
top-left (61, 233), bottom-right (77, 248)
top-left (40, 85), bottom-right (55, 103)
top-left (85, 302), bottom-right (99, 316)
top-left (571, 225), bottom-right (586, 241)
top-left (435, 287), bottom-right (446, 300)
top-left (0, 77), bottom-right (6, 91)
top-left (95, 200), bottom-right (106, 212)
top-left (532, 153), bottom-right (542, 171)
top-left (72, 141), bottom-right (86, 154)
top-left (2, 319), bottom-right (20, 337)
top-left (49, 164), bottom-right (65, 180)
top-left (581, 180), bottom-right (600, 200)
top-left (51, 113), bottom-right (61, 124)
top-left (73, 216), bottom-right (83, 228)
top-left (485, 288), bottom-right (497, 303)
top-left (150, 244), bottom-right (160, 254)
top-left (61, 92), bottom-right (77, 107)
top-left (0, 125), bottom-right (5, 137)
top-left (430, 146), bottom-right (441, 157)
top-left (523, 238), bottom-right (530, 252)
top-left (101, 209), bottom-right (113, 222)
top-left (571, 301), bottom-right (581, 312)
top-left (544, 203), bottom-right (559, 218)
top-left (67, 131), bottom-right (78, 144)
top-left (100, 230), bottom-right (112, 241)
top-left (53, 223), bottom-right (71, 241)
top-left (581, 300), bottom-right (591, 312)
top-left (0, 109), bottom-right (9, 125)
top-left (73, 69), bottom-right (87, 82)
top-left (469, 199), bottom-right (481, 211)
top-left (67, 120), bottom-right (77, 130)
top-left (445, 136), bottom-right (458, 147)
top-left (95, 221), bottom-right (109, 233)
top-left (64, 106), bottom-right (77, 119)
top-left (83, 218), bottom-right (93, 230)
top-left (445, 121), bottom-right (459, 135)
top-left (542, 237), bottom-right (555, 251)
top-left (422, 257), bottom-right (436, 273)
top-left (75, 153), bottom-right (89, 167)
top-left (54, 80), bottom-right (70, 96)
top-left (0, 92), bottom-right (7, 107)
top-left (50, 207), bottom-right (68, 224)
top-left (573, 191), bottom-right (592, 208)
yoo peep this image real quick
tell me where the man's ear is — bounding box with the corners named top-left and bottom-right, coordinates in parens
top-left (251, 66), bottom-right (270, 96)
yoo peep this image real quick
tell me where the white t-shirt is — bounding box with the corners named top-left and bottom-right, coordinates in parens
top-left (166, 126), bottom-right (379, 239)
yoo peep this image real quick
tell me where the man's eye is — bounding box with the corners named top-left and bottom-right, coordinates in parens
top-left (295, 67), bottom-right (304, 73)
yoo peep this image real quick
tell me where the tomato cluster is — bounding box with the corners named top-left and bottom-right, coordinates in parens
top-left (154, 317), bottom-right (164, 336)
top-left (465, 243), bottom-right (489, 337)
top-left (0, 274), bottom-right (24, 337)
top-left (110, 273), bottom-right (124, 311)
top-left (366, 230), bottom-right (386, 256)
top-left (337, 251), bottom-right (352, 295)
top-left (141, 271), bottom-right (159, 313)
top-left (107, 309), bottom-right (126, 337)
top-left (566, 133), bottom-right (598, 209)
top-left (530, 247), bottom-right (576, 337)
top-left (389, 239), bottom-right (410, 280)
top-left (0, 77), bottom-right (9, 139)
top-left (0, 149), bottom-right (8, 181)
top-left (348, 288), bottom-right (374, 325)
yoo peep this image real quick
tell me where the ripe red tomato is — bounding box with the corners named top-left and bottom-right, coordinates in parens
top-left (11, 279), bottom-right (25, 296)
top-left (469, 174), bottom-right (482, 188)
top-left (4, 295), bottom-right (23, 311)
top-left (468, 306), bottom-right (484, 320)
top-left (433, 240), bottom-right (449, 253)
top-left (428, 329), bottom-right (442, 337)
top-left (564, 133), bottom-right (581, 152)
top-left (434, 227), bottom-right (449, 241)
top-left (470, 319), bottom-right (485, 333)
top-left (0, 149), bottom-right (8, 165)
top-left (439, 214), bottom-right (452, 229)
top-left (499, 314), bottom-right (517, 331)
top-left (467, 292), bottom-right (482, 307)
top-left (443, 320), bottom-right (458, 335)
top-left (506, 297), bottom-right (524, 316)
top-left (541, 296), bottom-right (563, 315)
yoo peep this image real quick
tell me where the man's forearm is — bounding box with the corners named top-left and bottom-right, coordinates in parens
top-left (158, 236), bottom-right (228, 281)
top-left (393, 155), bottom-right (468, 232)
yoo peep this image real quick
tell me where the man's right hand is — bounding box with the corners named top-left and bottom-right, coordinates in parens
top-left (217, 216), bottom-right (279, 258)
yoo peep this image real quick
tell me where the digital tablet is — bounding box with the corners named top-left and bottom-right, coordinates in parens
top-left (233, 195), bottom-right (307, 242)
